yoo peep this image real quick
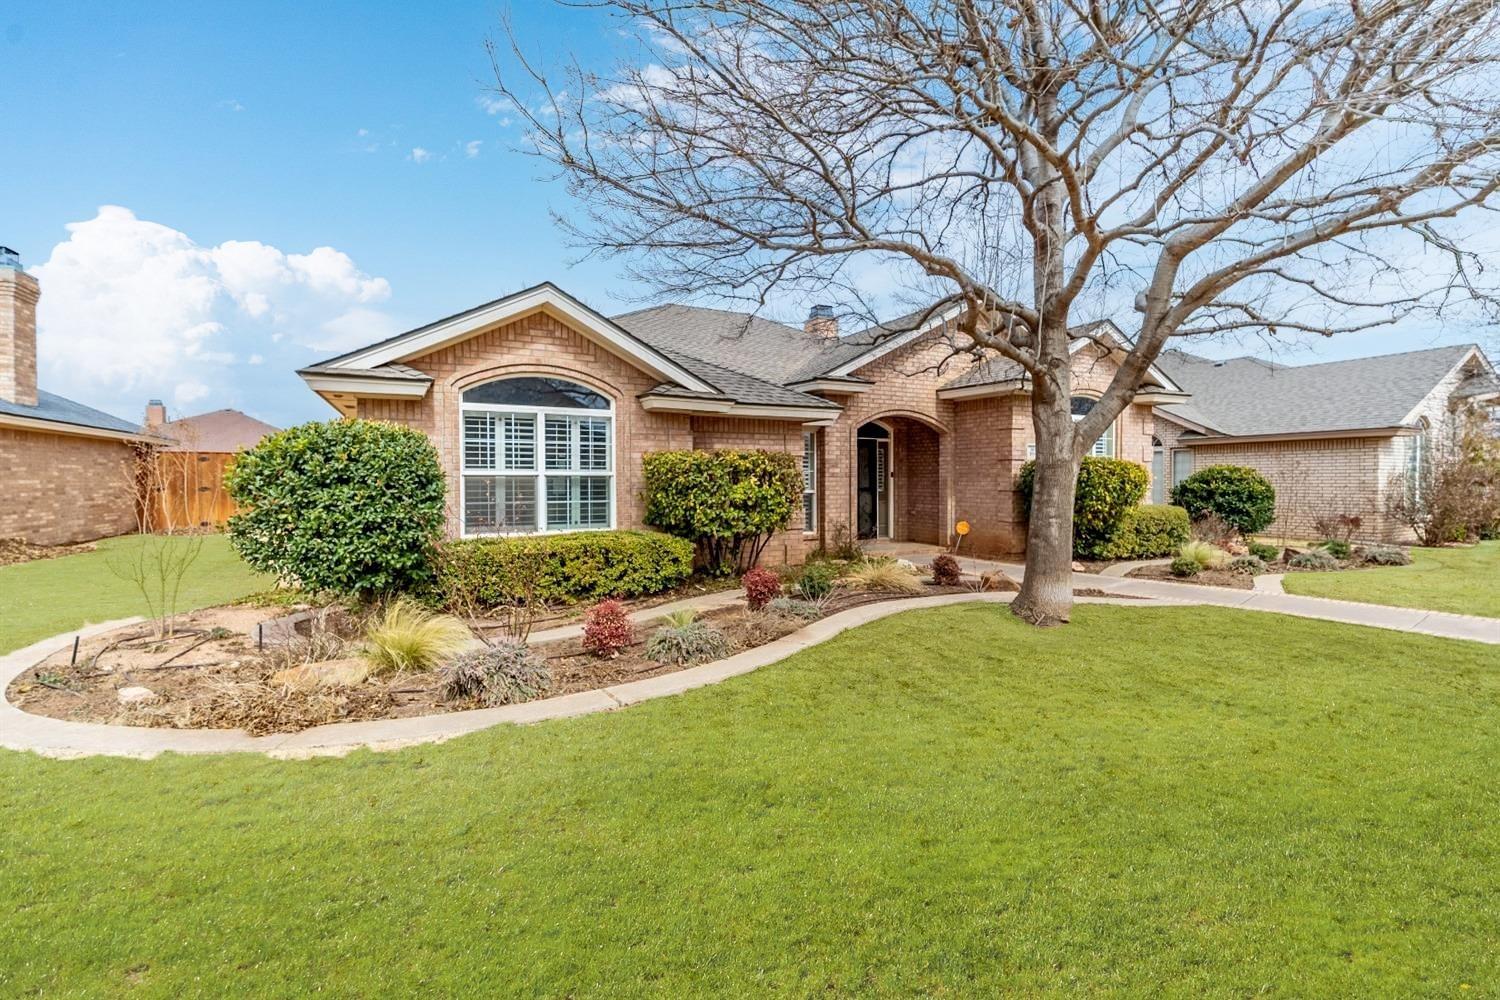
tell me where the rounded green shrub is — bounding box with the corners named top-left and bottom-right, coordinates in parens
top-left (1289, 549), bottom-right (1339, 570)
top-left (1169, 556), bottom-right (1200, 577)
top-left (1357, 544), bottom-right (1412, 566)
top-left (1017, 457), bottom-right (1149, 558)
top-left (795, 561), bottom-right (838, 600)
top-left (1170, 465), bottom-right (1276, 535)
top-left (437, 530), bottom-right (693, 607)
top-left (1096, 504), bottom-right (1191, 559)
top-left (225, 419), bottom-right (446, 597)
top-left (642, 449), bottom-right (802, 575)
top-left (1229, 555), bottom-right (1267, 575)
top-left (1318, 539), bottom-right (1353, 560)
top-left (1247, 541), bottom-right (1281, 563)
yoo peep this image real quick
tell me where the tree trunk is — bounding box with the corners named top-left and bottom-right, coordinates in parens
top-left (1012, 390), bottom-right (1078, 625)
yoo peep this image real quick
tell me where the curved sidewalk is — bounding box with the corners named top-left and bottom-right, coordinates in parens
top-left (3, 573), bottom-right (1493, 762)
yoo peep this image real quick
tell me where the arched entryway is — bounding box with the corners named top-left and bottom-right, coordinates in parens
top-left (855, 416), bottom-right (947, 543)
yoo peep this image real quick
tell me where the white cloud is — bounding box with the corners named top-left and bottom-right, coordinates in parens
top-left (464, 139), bottom-right (483, 158)
top-left (220, 99), bottom-right (245, 112)
top-left (357, 127), bottom-right (369, 137)
top-left (409, 147), bottom-right (432, 163)
top-left (32, 206), bottom-right (396, 420)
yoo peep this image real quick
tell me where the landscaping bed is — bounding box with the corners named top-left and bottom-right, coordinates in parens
top-left (0, 537), bottom-right (98, 567)
top-left (6, 582), bottom-right (979, 736)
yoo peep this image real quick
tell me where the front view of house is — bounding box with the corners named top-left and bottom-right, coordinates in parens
top-left (298, 283), bottom-right (1184, 561)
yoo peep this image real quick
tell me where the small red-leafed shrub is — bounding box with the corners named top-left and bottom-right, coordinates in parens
top-left (582, 599), bottom-right (635, 658)
top-left (930, 554), bottom-right (962, 586)
top-left (742, 567), bottom-right (781, 611)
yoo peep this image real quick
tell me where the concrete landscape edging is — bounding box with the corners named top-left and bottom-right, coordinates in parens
top-left (0, 592), bottom-right (1152, 760)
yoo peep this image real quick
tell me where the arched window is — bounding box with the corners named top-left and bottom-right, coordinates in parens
top-left (460, 376), bottom-right (614, 535)
top-left (1071, 396), bottom-right (1115, 457)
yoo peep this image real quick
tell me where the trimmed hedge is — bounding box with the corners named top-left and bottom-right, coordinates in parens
top-left (437, 530), bottom-right (694, 608)
top-left (1017, 457), bottom-right (1149, 558)
top-left (225, 419), bottom-right (446, 597)
top-left (642, 449), bottom-right (802, 575)
top-left (1171, 465), bottom-right (1277, 535)
top-left (1096, 504), bottom-right (1191, 559)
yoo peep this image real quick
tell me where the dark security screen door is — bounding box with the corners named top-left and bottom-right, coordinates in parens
top-left (857, 439), bottom-right (878, 538)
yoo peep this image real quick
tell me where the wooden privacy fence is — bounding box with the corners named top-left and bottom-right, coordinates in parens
top-left (141, 452), bottom-right (238, 532)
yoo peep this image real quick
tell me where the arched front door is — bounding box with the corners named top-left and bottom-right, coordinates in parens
top-left (856, 421), bottom-right (891, 539)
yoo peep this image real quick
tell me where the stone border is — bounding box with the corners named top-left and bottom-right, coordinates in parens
top-left (4, 572), bottom-right (1493, 761)
top-left (2, 592), bottom-right (1158, 761)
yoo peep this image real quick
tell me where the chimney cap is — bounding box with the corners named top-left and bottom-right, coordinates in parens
top-left (148, 398), bottom-right (165, 406)
top-left (0, 247), bottom-right (20, 270)
top-left (808, 303), bottom-right (835, 319)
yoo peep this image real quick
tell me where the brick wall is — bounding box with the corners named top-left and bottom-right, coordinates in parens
top-left (0, 268), bottom-right (41, 407)
top-left (355, 307), bottom-right (809, 563)
top-left (0, 427), bottom-right (138, 545)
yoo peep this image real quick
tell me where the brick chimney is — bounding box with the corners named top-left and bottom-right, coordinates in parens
top-left (144, 399), bottom-right (167, 429)
top-left (0, 246), bottom-right (40, 407)
top-left (805, 304), bottom-right (838, 339)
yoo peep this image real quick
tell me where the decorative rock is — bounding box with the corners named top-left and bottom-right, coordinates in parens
top-left (1226, 540), bottom-right (1249, 556)
top-left (894, 558), bottom-right (919, 574)
top-left (1071, 561), bottom-right (1086, 572)
top-left (978, 571), bottom-right (1021, 593)
top-left (116, 686), bottom-right (158, 705)
top-left (270, 658), bottom-right (370, 692)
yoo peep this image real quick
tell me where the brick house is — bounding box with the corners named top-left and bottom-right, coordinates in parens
top-left (1152, 346), bottom-right (1500, 541)
top-left (298, 282), bottom-right (1184, 561)
top-left (0, 249), bottom-right (158, 546)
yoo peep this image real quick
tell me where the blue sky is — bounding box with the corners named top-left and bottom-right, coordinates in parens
top-left (3, 2), bottom-right (1492, 428)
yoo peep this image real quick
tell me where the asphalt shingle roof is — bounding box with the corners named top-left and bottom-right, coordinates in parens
top-left (1154, 344), bottom-right (1479, 436)
top-left (0, 389), bottom-right (142, 436)
top-left (153, 409), bottom-right (280, 453)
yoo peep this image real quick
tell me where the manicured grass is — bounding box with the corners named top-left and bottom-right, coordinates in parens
top-left (0, 535), bottom-right (271, 654)
top-left (1282, 540), bottom-right (1500, 618)
top-left (3, 604), bottom-right (1497, 996)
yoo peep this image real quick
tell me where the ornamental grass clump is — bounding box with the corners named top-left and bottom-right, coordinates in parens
top-left (361, 599), bottom-right (473, 676)
top-left (1177, 539), bottom-right (1231, 572)
top-left (741, 567), bottom-right (782, 611)
top-left (582, 599), bottom-right (635, 657)
top-left (644, 610), bottom-right (732, 665)
top-left (439, 642), bottom-right (552, 706)
top-left (841, 558), bottom-right (925, 594)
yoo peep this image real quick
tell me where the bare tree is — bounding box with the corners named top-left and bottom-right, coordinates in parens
top-left (492, 0), bottom-right (1500, 623)
top-left (109, 420), bottom-right (218, 637)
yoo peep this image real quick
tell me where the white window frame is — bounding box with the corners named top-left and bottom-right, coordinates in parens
top-left (1071, 396), bottom-right (1116, 458)
top-left (802, 431), bottom-right (818, 534)
top-left (459, 380), bottom-right (616, 537)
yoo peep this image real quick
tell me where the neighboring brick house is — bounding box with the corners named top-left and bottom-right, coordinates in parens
top-left (1152, 346), bottom-right (1500, 541)
top-left (298, 282), bottom-right (1183, 560)
top-left (0, 248), bottom-right (160, 546)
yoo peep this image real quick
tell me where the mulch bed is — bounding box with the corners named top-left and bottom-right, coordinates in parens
top-left (1127, 564), bottom-right (1257, 590)
top-left (0, 537), bottom-right (97, 567)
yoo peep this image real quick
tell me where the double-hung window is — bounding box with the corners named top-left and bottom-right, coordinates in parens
top-left (460, 377), bottom-right (613, 535)
top-left (801, 431), bottom-right (818, 532)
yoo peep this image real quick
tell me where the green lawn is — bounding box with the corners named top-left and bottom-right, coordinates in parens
top-left (3, 604), bottom-right (1497, 996)
top-left (1282, 540), bottom-right (1500, 618)
top-left (0, 535), bottom-right (270, 654)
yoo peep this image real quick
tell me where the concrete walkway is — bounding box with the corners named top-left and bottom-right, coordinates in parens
top-left (894, 547), bottom-right (1499, 645)
top-left (3, 563), bottom-right (1493, 761)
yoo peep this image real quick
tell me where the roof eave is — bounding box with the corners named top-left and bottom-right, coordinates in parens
top-left (639, 395), bottom-right (841, 421)
top-left (0, 410), bottom-right (164, 444)
top-left (313, 283), bottom-right (717, 394)
top-left (1177, 425), bottom-right (1409, 446)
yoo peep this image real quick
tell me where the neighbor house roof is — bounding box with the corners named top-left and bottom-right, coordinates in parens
top-left (152, 409), bottom-right (279, 453)
top-left (0, 389), bottom-right (151, 441)
top-left (1154, 344), bottom-right (1486, 438)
